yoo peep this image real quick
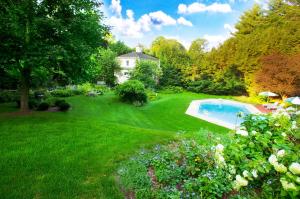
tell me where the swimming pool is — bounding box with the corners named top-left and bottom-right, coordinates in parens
top-left (186, 99), bottom-right (261, 129)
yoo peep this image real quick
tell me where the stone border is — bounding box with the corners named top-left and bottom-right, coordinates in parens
top-left (185, 99), bottom-right (261, 130)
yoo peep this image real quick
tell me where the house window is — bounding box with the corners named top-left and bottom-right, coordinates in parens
top-left (126, 60), bottom-right (129, 66)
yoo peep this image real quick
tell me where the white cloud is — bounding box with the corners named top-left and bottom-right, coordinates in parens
top-left (178, 2), bottom-right (232, 14)
top-left (110, 0), bottom-right (122, 16)
top-left (203, 34), bottom-right (229, 50)
top-left (224, 23), bottom-right (237, 33)
top-left (126, 9), bottom-right (134, 19)
top-left (149, 11), bottom-right (177, 26)
top-left (108, 0), bottom-right (192, 38)
top-left (177, 17), bottom-right (193, 27)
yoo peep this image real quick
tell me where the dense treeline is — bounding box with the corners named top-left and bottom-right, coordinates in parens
top-left (148, 0), bottom-right (300, 96)
top-left (1, 0), bottom-right (299, 111)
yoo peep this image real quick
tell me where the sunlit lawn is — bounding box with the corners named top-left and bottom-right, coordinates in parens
top-left (0, 92), bottom-right (229, 199)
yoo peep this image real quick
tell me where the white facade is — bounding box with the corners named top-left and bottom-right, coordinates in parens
top-left (115, 57), bottom-right (137, 84)
top-left (115, 46), bottom-right (159, 84)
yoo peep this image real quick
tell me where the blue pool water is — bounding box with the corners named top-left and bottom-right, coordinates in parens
top-left (198, 102), bottom-right (251, 126)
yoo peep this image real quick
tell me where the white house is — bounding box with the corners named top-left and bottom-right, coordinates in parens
top-left (116, 46), bottom-right (159, 83)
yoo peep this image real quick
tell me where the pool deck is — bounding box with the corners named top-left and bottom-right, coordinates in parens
top-left (185, 99), bottom-right (262, 130)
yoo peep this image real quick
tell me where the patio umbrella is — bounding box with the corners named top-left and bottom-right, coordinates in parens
top-left (284, 97), bottom-right (297, 103)
top-left (291, 97), bottom-right (300, 110)
top-left (259, 91), bottom-right (278, 102)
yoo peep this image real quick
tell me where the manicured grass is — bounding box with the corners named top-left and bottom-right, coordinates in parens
top-left (0, 92), bottom-right (229, 199)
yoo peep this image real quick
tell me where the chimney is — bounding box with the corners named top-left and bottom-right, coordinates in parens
top-left (135, 45), bottom-right (142, 53)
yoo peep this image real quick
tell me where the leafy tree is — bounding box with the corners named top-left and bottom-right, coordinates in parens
top-left (93, 48), bottom-right (120, 87)
top-left (150, 36), bottom-right (190, 86)
top-left (0, 0), bottom-right (108, 112)
top-left (109, 40), bottom-right (132, 56)
top-left (130, 60), bottom-right (162, 89)
top-left (255, 53), bottom-right (300, 96)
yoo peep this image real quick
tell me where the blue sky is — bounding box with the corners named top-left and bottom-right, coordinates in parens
top-left (102, 0), bottom-right (265, 49)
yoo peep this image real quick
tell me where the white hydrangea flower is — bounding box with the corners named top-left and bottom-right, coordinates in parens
top-left (236, 129), bottom-right (248, 136)
top-left (215, 153), bottom-right (225, 166)
top-left (280, 178), bottom-right (297, 191)
top-left (215, 144), bottom-right (224, 153)
top-left (268, 154), bottom-right (278, 165)
top-left (233, 175), bottom-right (248, 190)
top-left (274, 162), bottom-right (287, 173)
top-left (289, 162), bottom-right (300, 175)
top-left (251, 170), bottom-right (258, 178)
top-left (243, 170), bottom-right (250, 178)
top-left (277, 149), bottom-right (285, 158)
top-left (291, 121), bottom-right (297, 130)
top-left (251, 130), bottom-right (257, 135)
top-left (228, 165), bottom-right (236, 175)
top-left (281, 133), bottom-right (287, 137)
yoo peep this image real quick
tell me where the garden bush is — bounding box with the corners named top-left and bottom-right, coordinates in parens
top-left (159, 86), bottom-right (183, 94)
top-left (36, 102), bottom-right (50, 111)
top-left (50, 89), bottom-right (75, 97)
top-left (54, 99), bottom-right (66, 107)
top-left (116, 80), bottom-right (147, 104)
top-left (0, 90), bottom-right (19, 103)
top-left (118, 113), bottom-right (299, 198)
top-left (57, 101), bottom-right (71, 111)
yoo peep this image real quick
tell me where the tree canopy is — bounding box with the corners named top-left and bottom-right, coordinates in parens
top-left (0, 0), bottom-right (108, 111)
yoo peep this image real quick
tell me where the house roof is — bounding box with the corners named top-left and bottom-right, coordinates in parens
top-left (117, 52), bottom-right (159, 61)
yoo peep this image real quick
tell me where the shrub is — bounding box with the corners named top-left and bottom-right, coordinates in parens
top-left (130, 60), bottom-right (162, 89)
top-left (77, 83), bottom-right (93, 94)
top-left (146, 90), bottom-right (159, 101)
top-left (118, 113), bottom-right (299, 198)
top-left (0, 90), bottom-right (18, 103)
top-left (116, 80), bottom-right (147, 104)
top-left (50, 89), bottom-right (74, 97)
top-left (159, 86), bottom-right (183, 94)
top-left (58, 101), bottom-right (71, 111)
top-left (118, 140), bottom-right (232, 199)
top-left (54, 99), bottom-right (66, 107)
top-left (36, 102), bottom-right (49, 111)
top-left (223, 113), bottom-right (300, 197)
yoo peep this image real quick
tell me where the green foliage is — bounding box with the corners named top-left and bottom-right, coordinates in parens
top-left (57, 101), bottom-right (71, 111)
top-left (118, 113), bottom-right (299, 198)
top-left (109, 40), bottom-right (132, 56)
top-left (159, 86), bottom-right (183, 94)
top-left (92, 48), bottom-right (120, 86)
top-left (50, 89), bottom-right (75, 97)
top-left (224, 113), bottom-right (299, 198)
top-left (119, 140), bottom-right (232, 199)
top-left (130, 60), bottom-right (162, 89)
top-left (116, 80), bottom-right (147, 104)
top-left (0, 0), bottom-right (109, 110)
top-left (36, 102), bottom-right (49, 111)
top-left (76, 83), bottom-right (93, 94)
top-left (0, 90), bottom-right (19, 103)
top-left (150, 37), bottom-right (190, 87)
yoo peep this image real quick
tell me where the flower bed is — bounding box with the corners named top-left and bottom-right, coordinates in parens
top-left (118, 113), bottom-right (299, 198)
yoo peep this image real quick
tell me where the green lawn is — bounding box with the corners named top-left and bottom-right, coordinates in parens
top-left (0, 92), bottom-right (229, 199)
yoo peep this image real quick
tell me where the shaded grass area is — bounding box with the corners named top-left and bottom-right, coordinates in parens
top-left (0, 92), bottom-right (229, 199)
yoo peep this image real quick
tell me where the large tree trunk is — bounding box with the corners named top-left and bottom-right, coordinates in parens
top-left (20, 68), bottom-right (30, 112)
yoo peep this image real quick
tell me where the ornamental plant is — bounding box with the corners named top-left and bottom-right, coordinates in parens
top-left (116, 80), bottom-right (147, 105)
top-left (224, 112), bottom-right (300, 198)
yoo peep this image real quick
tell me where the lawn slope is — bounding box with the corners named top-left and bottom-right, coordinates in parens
top-left (0, 92), bottom-right (229, 199)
